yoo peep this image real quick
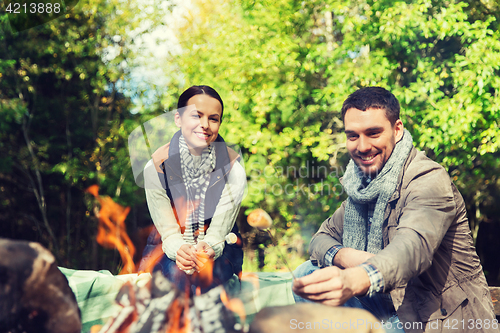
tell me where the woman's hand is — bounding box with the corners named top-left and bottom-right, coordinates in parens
top-left (194, 241), bottom-right (215, 271)
top-left (176, 242), bottom-right (215, 272)
top-left (176, 244), bottom-right (197, 271)
top-left (195, 241), bottom-right (215, 258)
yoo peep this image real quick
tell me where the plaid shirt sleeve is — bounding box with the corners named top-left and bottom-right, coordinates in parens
top-left (359, 263), bottom-right (385, 295)
top-left (323, 245), bottom-right (344, 267)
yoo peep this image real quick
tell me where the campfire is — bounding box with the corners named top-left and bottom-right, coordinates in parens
top-left (83, 189), bottom-right (387, 333)
top-left (86, 186), bottom-right (248, 333)
top-left (94, 271), bottom-right (245, 333)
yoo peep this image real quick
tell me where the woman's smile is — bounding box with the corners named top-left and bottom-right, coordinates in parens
top-left (175, 94), bottom-right (222, 155)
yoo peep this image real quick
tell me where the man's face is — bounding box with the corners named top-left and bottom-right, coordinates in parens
top-left (344, 107), bottom-right (404, 177)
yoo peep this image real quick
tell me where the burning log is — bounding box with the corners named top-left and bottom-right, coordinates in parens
top-left (0, 238), bottom-right (81, 333)
top-left (96, 271), bottom-right (240, 333)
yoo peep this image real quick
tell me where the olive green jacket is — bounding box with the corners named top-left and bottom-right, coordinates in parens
top-left (310, 147), bottom-right (496, 332)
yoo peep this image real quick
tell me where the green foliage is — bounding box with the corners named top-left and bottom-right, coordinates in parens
top-left (0, 0), bottom-right (169, 270)
top-left (160, 0), bottom-right (349, 257)
top-left (323, 0), bottom-right (500, 237)
top-left (155, 0), bottom-right (500, 270)
top-left (261, 224), bottom-right (307, 273)
top-left (2, 0), bottom-right (500, 275)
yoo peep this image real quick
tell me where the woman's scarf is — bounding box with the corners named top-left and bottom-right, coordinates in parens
top-left (178, 135), bottom-right (216, 245)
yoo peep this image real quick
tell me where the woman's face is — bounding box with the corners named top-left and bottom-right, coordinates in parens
top-left (175, 94), bottom-right (222, 155)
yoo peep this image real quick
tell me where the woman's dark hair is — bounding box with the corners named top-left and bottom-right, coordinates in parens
top-left (177, 85), bottom-right (224, 122)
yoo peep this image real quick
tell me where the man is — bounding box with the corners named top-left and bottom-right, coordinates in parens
top-left (292, 87), bottom-right (496, 332)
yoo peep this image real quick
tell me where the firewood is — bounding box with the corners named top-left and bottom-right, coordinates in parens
top-left (249, 303), bottom-right (385, 333)
top-left (0, 238), bottom-right (81, 333)
top-left (97, 271), bottom-right (239, 333)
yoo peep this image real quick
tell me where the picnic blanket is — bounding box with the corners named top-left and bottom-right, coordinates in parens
top-left (59, 268), bottom-right (295, 333)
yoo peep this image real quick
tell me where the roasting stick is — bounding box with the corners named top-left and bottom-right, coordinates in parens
top-left (209, 232), bottom-right (238, 249)
top-left (247, 209), bottom-right (296, 279)
top-left (184, 233), bottom-right (238, 275)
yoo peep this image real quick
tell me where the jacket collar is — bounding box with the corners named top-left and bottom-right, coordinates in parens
top-left (388, 146), bottom-right (418, 203)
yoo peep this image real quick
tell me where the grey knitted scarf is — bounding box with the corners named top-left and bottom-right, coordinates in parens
top-left (342, 129), bottom-right (413, 254)
top-left (179, 135), bottom-right (216, 245)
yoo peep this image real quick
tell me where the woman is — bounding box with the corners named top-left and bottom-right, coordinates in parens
top-left (139, 85), bottom-right (246, 293)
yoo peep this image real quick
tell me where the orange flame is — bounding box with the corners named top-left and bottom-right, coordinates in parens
top-left (196, 251), bottom-right (214, 288)
top-left (220, 289), bottom-right (246, 325)
top-left (86, 185), bottom-right (136, 274)
top-left (137, 244), bottom-right (164, 274)
top-left (166, 298), bottom-right (190, 333)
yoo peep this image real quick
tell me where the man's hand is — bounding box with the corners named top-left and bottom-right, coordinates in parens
top-left (292, 266), bottom-right (371, 306)
top-left (176, 244), bottom-right (197, 271)
top-left (334, 248), bottom-right (375, 269)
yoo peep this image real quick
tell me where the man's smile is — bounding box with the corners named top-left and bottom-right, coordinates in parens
top-left (358, 153), bottom-right (378, 163)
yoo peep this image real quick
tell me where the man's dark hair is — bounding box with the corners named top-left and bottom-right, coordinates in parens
top-left (341, 87), bottom-right (400, 125)
top-left (177, 85), bottom-right (224, 122)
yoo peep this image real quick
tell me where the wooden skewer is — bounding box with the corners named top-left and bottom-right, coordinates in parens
top-left (264, 229), bottom-right (296, 279)
top-left (247, 208), bottom-right (296, 279)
